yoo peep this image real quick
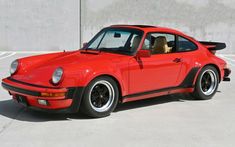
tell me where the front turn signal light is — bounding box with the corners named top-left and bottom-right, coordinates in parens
top-left (41, 92), bottom-right (66, 97)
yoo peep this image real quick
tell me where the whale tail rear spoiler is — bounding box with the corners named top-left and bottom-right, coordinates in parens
top-left (199, 41), bottom-right (226, 51)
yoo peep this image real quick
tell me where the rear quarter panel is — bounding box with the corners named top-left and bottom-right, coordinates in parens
top-left (178, 42), bottom-right (225, 86)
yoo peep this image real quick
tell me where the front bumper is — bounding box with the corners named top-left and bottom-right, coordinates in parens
top-left (2, 78), bottom-right (84, 113)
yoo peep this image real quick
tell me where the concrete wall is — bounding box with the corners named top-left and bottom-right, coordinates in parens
top-left (82, 0), bottom-right (235, 54)
top-left (0, 0), bottom-right (234, 54)
top-left (0, 0), bottom-right (80, 51)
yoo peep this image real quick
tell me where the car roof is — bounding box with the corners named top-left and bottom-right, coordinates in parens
top-left (111, 24), bottom-right (157, 28)
top-left (109, 24), bottom-right (185, 36)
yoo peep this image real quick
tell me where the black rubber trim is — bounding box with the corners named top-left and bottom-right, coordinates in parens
top-left (2, 82), bottom-right (41, 96)
top-left (224, 68), bottom-right (231, 77)
top-left (123, 67), bottom-right (200, 99)
top-left (199, 41), bottom-right (226, 50)
top-left (7, 77), bottom-right (60, 89)
top-left (65, 87), bottom-right (76, 99)
top-left (67, 87), bottom-right (85, 112)
top-left (179, 67), bottom-right (200, 88)
top-left (223, 77), bottom-right (230, 81)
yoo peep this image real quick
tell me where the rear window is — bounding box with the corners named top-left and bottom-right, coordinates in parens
top-left (178, 36), bottom-right (197, 52)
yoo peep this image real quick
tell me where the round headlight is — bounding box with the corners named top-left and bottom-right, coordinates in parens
top-left (10, 60), bottom-right (19, 75)
top-left (52, 67), bottom-right (63, 84)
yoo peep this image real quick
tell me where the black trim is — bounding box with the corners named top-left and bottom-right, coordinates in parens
top-left (66, 87), bottom-right (77, 99)
top-left (179, 67), bottom-right (200, 88)
top-left (223, 77), bottom-right (230, 82)
top-left (7, 77), bottom-right (60, 89)
top-left (199, 41), bottom-right (226, 50)
top-left (67, 87), bottom-right (85, 112)
top-left (224, 68), bottom-right (231, 77)
top-left (123, 86), bottom-right (179, 99)
top-left (123, 67), bottom-right (200, 99)
top-left (2, 82), bottom-right (41, 96)
top-left (223, 68), bottom-right (231, 82)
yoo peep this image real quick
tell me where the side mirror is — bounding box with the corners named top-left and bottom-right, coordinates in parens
top-left (83, 42), bottom-right (88, 48)
top-left (136, 49), bottom-right (151, 58)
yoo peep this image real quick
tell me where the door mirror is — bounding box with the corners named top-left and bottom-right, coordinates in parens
top-left (136, 49), bottom-right (151, 58)
top-left (83, 42), bottom-right (88, 48)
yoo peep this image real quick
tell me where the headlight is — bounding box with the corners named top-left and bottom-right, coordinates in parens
top-left (10, 60), bottom-right (19, 75)
top-left (52, 67), bottom-right (63, 84)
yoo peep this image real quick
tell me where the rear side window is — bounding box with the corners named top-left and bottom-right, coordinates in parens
top-left (178, 36), bottom-right (197, 52)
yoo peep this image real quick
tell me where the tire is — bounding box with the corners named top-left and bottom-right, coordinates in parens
top-left (80, 76), bottom-right (119, 118)
top-left (191, 66), bottom-right (219, 100)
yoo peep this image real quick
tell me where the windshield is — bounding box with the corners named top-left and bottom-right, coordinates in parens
top-left (83, 28), bottom-right (144, 55)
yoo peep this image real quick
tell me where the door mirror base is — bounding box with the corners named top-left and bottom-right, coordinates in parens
top-left (83, 42), bottom-right (88, 48)
top-left (136, 49), bottom-right (151, 58)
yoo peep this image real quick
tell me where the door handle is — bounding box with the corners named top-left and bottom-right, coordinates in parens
top-left (173, 58), bottom-right (182, 63)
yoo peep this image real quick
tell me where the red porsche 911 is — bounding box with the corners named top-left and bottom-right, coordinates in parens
top-left (2, 25), bottom-right (231, 117)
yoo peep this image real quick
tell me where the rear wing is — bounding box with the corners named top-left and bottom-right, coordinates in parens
top-left (199, 41), bottom-right (226, 50)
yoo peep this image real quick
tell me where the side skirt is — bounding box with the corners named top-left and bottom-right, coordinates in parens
top-left (122, 87), bottom-right (194, 103)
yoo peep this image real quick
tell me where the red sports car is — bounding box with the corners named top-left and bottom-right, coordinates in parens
top-left (2, 25), bottom-right (231, 117)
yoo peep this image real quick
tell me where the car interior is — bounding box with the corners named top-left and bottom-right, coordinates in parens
top-left (131, 35), bottom-right (141, 52)
top-left (141, 34), bottom-right (176, 55)
top-left (152, 36), bottom-right (172, 54)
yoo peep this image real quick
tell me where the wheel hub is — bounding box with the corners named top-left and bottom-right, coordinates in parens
top-left (89, 80), bottom-right (115, 112)
top-left (200, 69), bottom-right (217, 96)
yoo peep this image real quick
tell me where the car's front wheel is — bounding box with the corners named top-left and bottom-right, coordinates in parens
top-left (191, 66), bottom-right (219, 100)
top-left (80, 76), bottom-right (119, 118)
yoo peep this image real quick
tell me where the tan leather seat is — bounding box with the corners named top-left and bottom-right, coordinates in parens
top-left (131, 36), bottom-right (141, 51)
top-left (152, 36), bottom-right (172, 54)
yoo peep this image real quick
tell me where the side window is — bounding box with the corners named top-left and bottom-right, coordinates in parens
top-left (142, 33), bottom-right (176, 54)
top-left (178, 36), bottom-right (197, 52)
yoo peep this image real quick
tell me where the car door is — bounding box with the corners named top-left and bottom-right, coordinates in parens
top-left (128, 33), bottom-right (183, 94)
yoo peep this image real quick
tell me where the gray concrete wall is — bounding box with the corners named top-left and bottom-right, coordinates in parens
top-left (0, 0), bottom-right (234, 54)
top-left (0, 0), bottom-right (80, 51)
top-left (82, 0), bottom-right (235, 54)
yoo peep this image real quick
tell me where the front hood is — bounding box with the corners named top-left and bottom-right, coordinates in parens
top-left (12, 51), bottom-right (126, 87)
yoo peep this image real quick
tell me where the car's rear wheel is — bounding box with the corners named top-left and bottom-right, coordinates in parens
top-left (191, 66), bottom-right (219, 100)
top-left (80, 76), bottom-right (119, 118)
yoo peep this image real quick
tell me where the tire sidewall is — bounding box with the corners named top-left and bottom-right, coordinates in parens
top-left (193, 66), bottom-right (219, 100)
top-left (81, 76), bottom-right (119, 118)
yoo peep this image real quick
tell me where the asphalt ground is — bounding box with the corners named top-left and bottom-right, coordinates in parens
top-left (0, 52), bottom-right (234, 147)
